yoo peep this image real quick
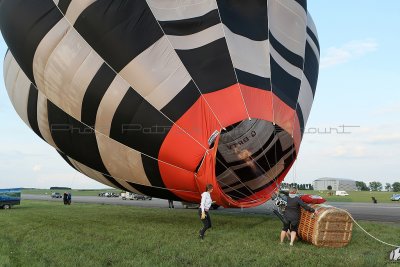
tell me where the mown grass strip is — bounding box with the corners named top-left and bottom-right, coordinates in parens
top-left (0, 201), bottom-right (398, 267)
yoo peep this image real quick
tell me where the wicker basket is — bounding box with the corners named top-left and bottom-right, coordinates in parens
top-left (298, 204), bottom-right (353, 248)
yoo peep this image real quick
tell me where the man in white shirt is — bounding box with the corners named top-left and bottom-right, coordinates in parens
top-left (199, 184), bottom-right (214, 239)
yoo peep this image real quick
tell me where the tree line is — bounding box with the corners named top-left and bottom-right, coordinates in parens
top-left (356, 181), bottom-right (400, 192)
top-left (279, 181), bottom-right (400, 192)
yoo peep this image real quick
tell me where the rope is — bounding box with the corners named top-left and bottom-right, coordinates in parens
top-left (50, 4), bottom-right (210, 156)
top-left (266, 0), bottom-right (276, 124)
top-left (147, 2), bottom-right (227, 130)
top-left (213, 0), bottom-right (278, 203)
top-left (146, 2), bottom-right (264, 200)
top-left (248, 125), bottom-right (285, 198)
top-left (214, 0), bottom-right (295, 203)
top-left (215, 157), bottom-right (260, 203)
top-left (263, 8), bottom-right (400, 249)
top-left (291, 145), bottom-right (297, 185)
top-left (214, 0), bottom-right (251, 120)
top-left (51, 1), bottom-right (299, 205)
top-left (337, 207), bottom-right (400, 248)
top-left (271, 194), bottom-right (400, 248)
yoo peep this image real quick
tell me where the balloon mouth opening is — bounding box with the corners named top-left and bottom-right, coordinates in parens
top-left (215, 119), bottom-right (296, 206)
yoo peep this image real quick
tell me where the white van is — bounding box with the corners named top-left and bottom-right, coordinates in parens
top-left (335, 191), bottom-right (349, 196)
top-left (121, 192), bottom-right (135, 200)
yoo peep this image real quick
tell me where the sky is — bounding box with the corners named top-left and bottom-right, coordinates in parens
top-left (0, 1), bottom-right (399, 189)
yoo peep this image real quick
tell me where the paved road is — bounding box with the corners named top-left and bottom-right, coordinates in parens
top-left (22, 194), bottom-right (400, 223)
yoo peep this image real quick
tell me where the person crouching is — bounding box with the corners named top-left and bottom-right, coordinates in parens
top-left (280, 187), bottom-right (315, 246)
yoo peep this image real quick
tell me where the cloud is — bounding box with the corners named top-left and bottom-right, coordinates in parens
top-left (32, 164), bottom-right (42, 172)
top-left (323, 145), bottom-right (368, 158)
top-left (321, 39), bottom-right (378, 69)
top-left (367, 133), bottom-right (400, 145)
top-left (371, 102), bottom-right (400, 116)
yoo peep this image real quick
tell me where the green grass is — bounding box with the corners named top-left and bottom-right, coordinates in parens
top-left (22, 188), bottom-right (122, 196)
top-left (299, 190), bottom-right (399, 203)
top-left (0, 201), bottom-right (399, 267)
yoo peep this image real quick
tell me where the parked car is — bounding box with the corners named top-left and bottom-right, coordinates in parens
top-left (391, 194), bottom-right (400, 201)
top-left (335, 191), bottom-right (349, 196)
top-left (120, 192), bottom-right (152, 200)
top-left (99, 192), bottom-right (119, 197)
top-left (121, 192), bottom-right (131, 200)
top-left (51, 192), bottom-right (62, 199)
top-left (134, 194), bottom-right (152, 200)
top-left (1, 188), bottom-right (21, 209)
top-left (181, 202), bottom-right (199, 209)
top-left (121, 192), bottom-right (134, 200)
top-left (181, 202), bottom-right (219, 210)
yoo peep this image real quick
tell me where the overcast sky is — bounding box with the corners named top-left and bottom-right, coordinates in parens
top-left (0, 1), bottom-right (399, 189)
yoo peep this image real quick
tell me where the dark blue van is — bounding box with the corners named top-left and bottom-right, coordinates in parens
top-left (0, 188), bottom-right (21, 209)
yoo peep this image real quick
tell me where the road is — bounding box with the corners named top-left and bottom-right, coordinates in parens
top-left (22, 194), bottom-right (400, 223)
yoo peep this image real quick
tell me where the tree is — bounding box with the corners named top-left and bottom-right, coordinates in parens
top-left (369, 181), bottom-right (382, 191)
top-left (392, 182), bottom-right (400, 192)
top-left (385, 183), bottom-right (392, 192)
top-left (356, 181), bottom-right (369, 191)
top-left (327, 185), bottom-right (333, 196)
top-left (304, 184), bottom-right (313, 190)
top-left (280, 183), bottom-right (289, 189)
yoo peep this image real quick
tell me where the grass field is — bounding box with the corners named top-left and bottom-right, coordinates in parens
top-left (0, 201), bottom-right (399, 267)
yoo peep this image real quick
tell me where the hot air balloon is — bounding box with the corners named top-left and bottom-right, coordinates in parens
top-left (0, 0), bottom-right (319, 208)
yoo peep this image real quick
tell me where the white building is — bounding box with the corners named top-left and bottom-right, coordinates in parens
top-left (313, 177), bottom-right (357, 191)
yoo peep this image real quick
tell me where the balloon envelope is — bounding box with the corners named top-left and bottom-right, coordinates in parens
top-left (1, 0), bottom-right (319, 208)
